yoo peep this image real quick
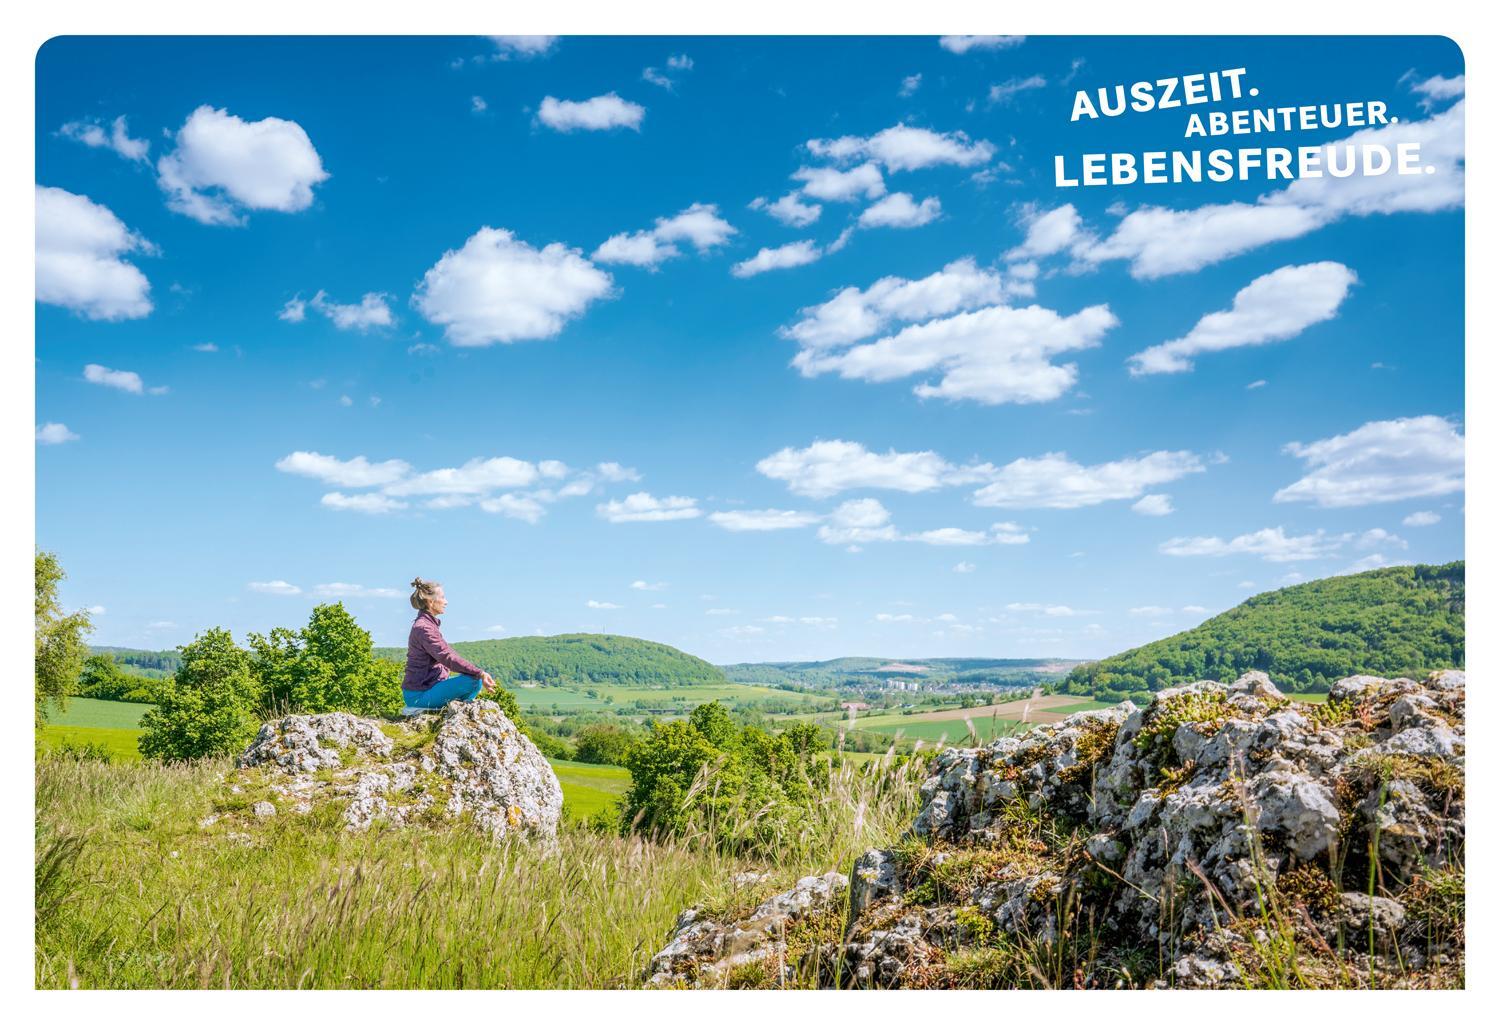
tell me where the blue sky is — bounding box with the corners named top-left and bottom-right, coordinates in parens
top-left (35, 35), bottom-right (1465, 662)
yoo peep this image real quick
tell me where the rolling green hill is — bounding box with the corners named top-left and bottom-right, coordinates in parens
top-left (721, 656), bottom-right (1079, 690)
top-left (373, 633), bottom-right (729, 690)
top-left (1062, 561), bottom-right (1464, 699)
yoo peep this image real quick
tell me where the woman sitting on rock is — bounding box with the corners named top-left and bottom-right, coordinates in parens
top-left (402, 577), bottom-right (497, 714)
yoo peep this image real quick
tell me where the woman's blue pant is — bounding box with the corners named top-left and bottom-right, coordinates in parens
top-left (401, 674), bottom-right (483, 709)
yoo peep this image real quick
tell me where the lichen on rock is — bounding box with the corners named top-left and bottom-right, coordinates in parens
top-left (223, 699), bottom-right (563, 840)
top-left (647, 670), bottom-right (1465, 989)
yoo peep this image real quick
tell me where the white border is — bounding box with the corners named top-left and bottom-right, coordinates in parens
top-left (5, 1), bottom-right (1489, 1019)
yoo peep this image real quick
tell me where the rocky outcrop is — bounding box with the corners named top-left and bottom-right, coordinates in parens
top-left (220, 699), bottom-right (563, 840)
top-left (649, 671), bottom-right (1465, 988)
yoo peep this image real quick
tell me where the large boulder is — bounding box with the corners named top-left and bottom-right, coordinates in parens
top-left (650, 670), bottom-right (1466, 989)
top-left (223, 699), bottom-right (563, 840)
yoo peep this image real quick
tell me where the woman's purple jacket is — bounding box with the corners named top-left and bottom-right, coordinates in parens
top-left (402, 610), bottom-right (484, 691)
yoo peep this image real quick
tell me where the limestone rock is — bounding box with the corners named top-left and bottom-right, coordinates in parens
top-left (225, 700), bottom-right (562, 841)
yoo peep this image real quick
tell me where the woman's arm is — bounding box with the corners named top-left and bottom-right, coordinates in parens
top-left (417, 619), bottom-right (486, 679)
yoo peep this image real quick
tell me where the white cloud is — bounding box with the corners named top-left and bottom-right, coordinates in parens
top-left (36, 186), bottom-right (154, 320)
top-left (36, 423), bottom-right (80, 445)
top-left (157, 105), bottom-right (329, 225)
top-left (988, 75), bottom-right (1048, 105)
top-left (1356, 528), bottom-right (1407, 551)
top-left (1159, 527), bottom-right (1347, 562)
top-left (751, 193), bottom-right (822, 227)
top-left (596, 462), bottom-right (641, 482)
top-left (793, 302), bottom-right (1117, 405)
top-left (192, 343), bottom-right (219, 352)
top-left (1403, 510), bottom-right (1441, 527)
top-left (479, 494), bottom-right (547, 523)
top-left (732, 240), bottom-right (823, 278)
top-left (597, 492), bottom-right (701, 523)
top-left (973, 450), bottom-right (1205, 509)
top-left (320, 492), bottom-right (408, 515)
top-left (491, 36), bottom-right (558, 58)
top-left (1006, 203), bottom-right (1090, 261)
top-left (953, 561), bottom-right (976, 573)
top-left (276, 451), bottom-right (412, 488)
top-left (791, 162), bottom-right (886, 202)
top-left (249, 580), bottom-right (301, 596)
top-left (1129, 262), bottom-right (1357, 375)
top-left (537, 93), bottom-right (645, 132)
top-left (86, 606), bottom-right (106, 616)
top-left (279, 297), bottom-right (307, 322)
top-left (1006, 602), bottom-right (1082, 617)
top-left (1343, 553), bottom-right (1404, 575)
top-left (471, 96), bottom-right (488, 113)
top-left (858, 192), bottom-right (941, 229)
top-left (1273, 415), bottom-right (1465, 508)
top-left (413, 227), bottom-right (613, 345)
top-left (301, 290), bottom-right (395, 331)
top-left (1075, 101), bottom-right (1464, 279)
top-left (757, 439), bottom-right (988, 498)
top-left (1247, 379), bottom-right (1268, 390)
top-left (706, 608), bottom-right (738, 616)
top-left (939, 36), bottom-right (1025, 54)
top-left (1183, 605), bottom-right (1208, 614)
top-left (385, 457), bottom-right (539, 496)
top-left (1132, 493), bottom-right (1175, 516)
top-left (586, 599), bottom-right (621, 609)
top-left (1129, 606), bottom-right (1173, 617)
top-left (1406, 71), bottom-right (1464, 109)
top-left (631, 580), bottom-right (667, 591)
top-left (900, 74), bottom-right (923, 97)
top-left (83, 363), bottom-right (166, 395)
top-left (807, 125), bottom-right (995, 172)
top-left (708, 509), bottom-right (822, 532)
top-left (313, 583), bottom-right (402, 599)
top-left (593, 203), bottom-right (736, 268)
top-left (59, 115), bottom-right (149, 162)
top-left (907, 524), bottom-right (1028, 547)
top-left (817, 498), bottom-right (900, 546)
top-left (782, 258), bottom-right (1011, 351)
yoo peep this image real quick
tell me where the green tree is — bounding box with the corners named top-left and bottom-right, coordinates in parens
top-left (35, 551), bottom-right (92, 725)
top-left (573, 722), bottom-right (638, 765)
top-left (247, 604), bottom-right (402, 718)
top-left (139, 628), bottom-right (261, 761)
top-left (77, 653), bottom-right (163, 703)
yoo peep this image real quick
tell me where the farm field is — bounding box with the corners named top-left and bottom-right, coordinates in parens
top-left (511, 681), bottom-right (833, 714)
top-left (549, 759), bottom-right (630, 819)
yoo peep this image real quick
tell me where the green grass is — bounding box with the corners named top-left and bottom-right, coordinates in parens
top-left (42, 696), bottom-right (153, 729)
top-left (548, 759), bottom-right (630, 820)
top-left (35, 744), bottom-right (922, 988)
top-left (852, 716), bottom-right (1037, 744)
top-left (38, 725), bottom-right (144, 761)
top-left (1286, 692), bottom-right (1330, 704)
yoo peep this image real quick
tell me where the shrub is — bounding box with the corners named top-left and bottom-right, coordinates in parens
top-left (138, 628), bottom-right (261, 761)
top-left (574, 723), bottom-right (638, 765)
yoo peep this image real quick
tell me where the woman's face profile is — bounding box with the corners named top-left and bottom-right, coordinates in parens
top-left (429, 587), bottom-right (448, 615)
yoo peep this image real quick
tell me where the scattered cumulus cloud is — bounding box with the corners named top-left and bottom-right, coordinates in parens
top-left (939, 36), bottom-right (1025, 54)
top-left (750, 193), bottom-right (822, 227)
top-left (900, 74), bottom-right (923, 97)
top-left (586, 599), bottom-right (621, 610)
top-left (791, 162), bottom-right (886, 202)
top-left (1129, 262), bottom-right (1357, 375)
top-left (298, 290), bottom-right (395, 331)
top-left (249, 580), bottom-right (302, 596)
top-left (1160, 527), bottom-right (1348, 562)
top-left (313, 583), bottom-right (402, 599)
top-left (537, 93), bottom-right (645, 132)
top-left (953, 561), bottom-right (976, 573)
top-left (276, 451), bottom-right (412, 488)
top-left (36, 423), bottom-right (80, 445)
top-left (36, 186), bottom-right (154, 321)
top-left (806, 124), bottom-right (995, 172)
top-left (593, 203), bottom-right (736, 269)
top-left (83, 363), bottom-right (167, 395)
top-left (858, 192), bottom-right (942, 229)
top-left (708, 509), bottom-right (823, 532)
top-left (1273, 416), bottom-right (1465, 508)
top-left (413, 227), bottom-right (614, 345)
top-left (973, 451), bottom-right (1205, 509)
top-left (732, 240), bottom-right (823, 278)
top-left (320, 492), bottom-right (409, 515)
top-left (597, 492), bottom-right (702, 523)
top-left (59, 115), bottom-right (149, 162)
top-left (1403, 511), bottom-right (1441, 527)
top-left (757, 439), bottom-right (991, 498)
top-left (988, 75), bottom-right (1047, 105)
top-left (157, 105), bottom-right (329, 226)
top-left (1132, 493), bottom-right (1175, 516)
top-left (491, 36), bottom-right (558, 58)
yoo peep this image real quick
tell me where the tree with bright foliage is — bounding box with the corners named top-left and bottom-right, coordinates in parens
top-left (35, 550), bottom-right (92, 726)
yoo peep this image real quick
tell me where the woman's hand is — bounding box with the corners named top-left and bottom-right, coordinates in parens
top-left (480, 672), bottom-right (497, 693)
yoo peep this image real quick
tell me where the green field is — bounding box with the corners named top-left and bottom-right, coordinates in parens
top-left (549, 759), bottom-right (630, 819)
top-left (42, 696), bottom-right (153, 729)
top-left (511, 680), bottom-right (833, 713)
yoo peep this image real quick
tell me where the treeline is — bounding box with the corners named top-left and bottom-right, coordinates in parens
top-left (89, 645), bottom-right (181, 678)
top-left (373, 633), bottom-right (727, 689)
top-left (1063, 562), bottom-right (1465, 702)
top-left (721, 656), bottom-right (1074, 691)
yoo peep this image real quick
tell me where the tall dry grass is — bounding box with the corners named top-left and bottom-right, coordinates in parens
top-left (35, 745), bottom-right (925, 989)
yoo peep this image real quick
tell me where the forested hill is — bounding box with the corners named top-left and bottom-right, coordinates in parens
top-left (372, 633), bottom-right (728, 689)
top-left (1062, 562), bottom-right (1464, 701)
